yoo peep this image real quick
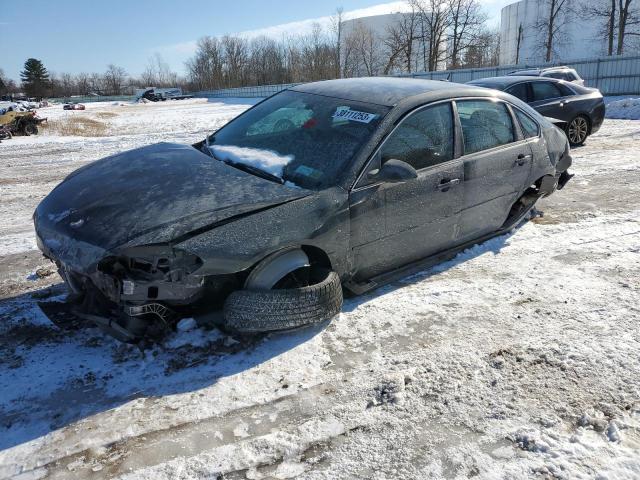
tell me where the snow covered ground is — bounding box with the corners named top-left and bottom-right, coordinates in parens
top-left (605, 96), bottom-right (640, 120)
top-left (0, 98), bottom-right (639, 479)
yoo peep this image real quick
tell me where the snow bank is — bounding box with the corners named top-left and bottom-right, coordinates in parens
top-left (209, 145), bottom-right (293, 178)
top-left (605, 97), bottom-right (640, 120)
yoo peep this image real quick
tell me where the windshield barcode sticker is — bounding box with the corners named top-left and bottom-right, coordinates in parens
top-left (333, 107), bottom-right (378, 124)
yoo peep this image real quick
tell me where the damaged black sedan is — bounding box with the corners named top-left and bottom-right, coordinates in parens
top-left (34, 78), bottom-right (572, 343)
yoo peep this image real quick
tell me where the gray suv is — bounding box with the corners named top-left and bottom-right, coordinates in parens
top-left (508, 66), bottom-right (584, 86)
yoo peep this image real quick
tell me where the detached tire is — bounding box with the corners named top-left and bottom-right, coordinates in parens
top-left (224, 268), bottom-right (343, 333)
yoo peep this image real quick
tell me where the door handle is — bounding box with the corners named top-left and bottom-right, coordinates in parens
top-left (437, 178), bottom-right (461, 191)
top-left (516, 154), bottom-right (531, 166)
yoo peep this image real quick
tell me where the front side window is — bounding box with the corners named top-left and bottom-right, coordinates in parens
top-left (531, 81), bottom-right (564, 101)
top-left (207, 91), bottom-right (389, 190)
top-left (515, 109), bottom-right (540, 139)
top-left (379, 102), bottom-right (454, 171)
top-left (457, 100), bottom-right (515, 155)
top-left (505, 83), bottom-right (529, 102)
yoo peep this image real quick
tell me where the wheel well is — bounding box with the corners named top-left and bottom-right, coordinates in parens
top-left (581, 114), bottom-right (592, 135)
top-left (300, 245), bottom-right (332, 270)
top-left (244, 245), bottom-right (332, 290)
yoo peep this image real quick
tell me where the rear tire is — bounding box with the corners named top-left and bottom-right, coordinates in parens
top-left (23, 123), bottom-right (38, 136)
top-left (565, 115), bottom-right (589, 146)
top-left (223, 268), bottom-right (343, 333)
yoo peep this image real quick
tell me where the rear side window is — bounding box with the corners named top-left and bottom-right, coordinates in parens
top-left (505, 83), bottom-right (528, 102)
top-left (457, 100), bottom-right (515, 155)
top-left (380, 103), bottom-right (454, 170)
top-left (514, 109), bottom-right (540, 138)
top-left (531, 82), bottom-right (564, 101)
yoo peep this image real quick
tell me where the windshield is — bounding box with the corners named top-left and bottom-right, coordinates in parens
top-left (206, 90), bottom-right (389, 190)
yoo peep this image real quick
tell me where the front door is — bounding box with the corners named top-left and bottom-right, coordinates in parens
top-left (349, 102), bottom-right (463, 281)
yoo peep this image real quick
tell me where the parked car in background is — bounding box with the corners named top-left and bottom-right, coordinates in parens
top-left (34, 78), bottom-right (572, 344)
top-left (467, 76), bottom-right (605, 146)
top-left (507, 66), bottom-right (584, 86)
top-left (63, 103), bottom-right (86, 110)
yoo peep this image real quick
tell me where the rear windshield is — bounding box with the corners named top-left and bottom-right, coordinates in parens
top-left (208, 91), bottom-right (389, 190)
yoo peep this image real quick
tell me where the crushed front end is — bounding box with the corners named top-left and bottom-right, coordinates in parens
top-left (34, 225), bottom-right (239, 343)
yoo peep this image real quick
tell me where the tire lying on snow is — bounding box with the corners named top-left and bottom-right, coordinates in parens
top-left (223, 268), bottom-right (343, 333)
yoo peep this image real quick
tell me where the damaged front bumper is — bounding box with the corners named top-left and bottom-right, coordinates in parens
top-left (36, 230), bottom-right (238, 343)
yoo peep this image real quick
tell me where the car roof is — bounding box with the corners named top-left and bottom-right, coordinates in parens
top-left (290, 77), bottom-right (481, 107)
top-left (468, 75), bottom-right (566, 89)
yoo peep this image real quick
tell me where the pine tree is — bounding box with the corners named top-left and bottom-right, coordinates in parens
top-left (20, 58), bottom-right (50, 98)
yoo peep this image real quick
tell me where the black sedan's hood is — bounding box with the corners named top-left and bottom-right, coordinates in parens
top-left (35, 142), bottom-right (310, 253)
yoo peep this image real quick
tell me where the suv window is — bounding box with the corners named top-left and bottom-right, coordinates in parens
top-left (514, 109), bottom-right (539, 139)
top-left (457, 100), bottom-right (515, 155)
top-left (380, 102), bottom-right (454, 170)
top-left (505, 83), bottom-right (528, 102)
top-left (531, 81), bottom-right (564, 101)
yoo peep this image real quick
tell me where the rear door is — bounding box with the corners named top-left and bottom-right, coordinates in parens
top-left (349, 102), bottom-right (463, 281)
top-left (529, 80), bottom-right (575, 122)
top-left (455, 99), bottom-right (533, 241)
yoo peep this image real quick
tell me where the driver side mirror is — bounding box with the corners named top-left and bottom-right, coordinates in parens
top-left (367, 159), bottom-right (418, 184)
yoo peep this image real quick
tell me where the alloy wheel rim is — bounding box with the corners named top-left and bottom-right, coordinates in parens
top-left (569, 117), bottom-right (588, 144)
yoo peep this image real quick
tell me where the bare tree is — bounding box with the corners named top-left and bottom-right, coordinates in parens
top-left (141, 53), bottom-right (178, 87)
top-left (463, 28), bottom-right (500, 67)
top-left (75, 73), bottom-right (90, 95)
top-left (515, 23), bottom-right (524, 64)
top-left (103, 64), bottom-right (128, 95)
top-left (583, 0), bottom-right (613, 56)
top-left (617, 0), bottom-right (640, 53)
top-left (409, 0), bottom-right (452, 71)
top-left (350, 21), bottom-right (383, 76)
top-left (222, 36), bottom-right (249, 87)
top-left (330, 7), bottom-right (345, 78)
top-left (59, 72), bottom-right (75, 97)
top-left (535, 0), bottom-right (573, 62)
top-left (384, 3), bottom-right (421, 73)
top-left (185, 36), bottom-right (225, 90)
top-left (446, 0), bottom-right (487, 69)
top-left (0, 69), bottom-right (18, 95)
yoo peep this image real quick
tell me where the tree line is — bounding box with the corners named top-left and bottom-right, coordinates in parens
top-left (0, 55), bottom-right (184, 99)
top-left (185, 0), bottom-right (501, 91)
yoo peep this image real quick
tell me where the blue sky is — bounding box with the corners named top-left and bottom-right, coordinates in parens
top-left (1, 0), bottom-right (509, 81)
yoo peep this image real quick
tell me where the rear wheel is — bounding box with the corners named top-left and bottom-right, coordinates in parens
top-left (566, 115), bottom-right (589, 146)
top-left (23, 123), bottom-right (38, 136)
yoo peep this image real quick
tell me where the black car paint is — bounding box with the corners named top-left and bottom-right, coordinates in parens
top-left (35, 142), bottom-right (311, 271)
top-left (34, 78), bottom-right (571, 336)
top-left (468, 76), bottom-right (605, 135)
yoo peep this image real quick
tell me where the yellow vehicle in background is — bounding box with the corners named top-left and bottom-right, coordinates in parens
top-left (0, 106), bottom-right (46, 136)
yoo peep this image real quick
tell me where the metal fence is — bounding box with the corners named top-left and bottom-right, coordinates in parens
top-left (404, 54), bottom-right (640, 96)
top-left (190, 54), bottom-right (640, 98)
top-left (191, 83), bottom-right (301, 99)
top-left (57, 95), bottom-right (136, 104)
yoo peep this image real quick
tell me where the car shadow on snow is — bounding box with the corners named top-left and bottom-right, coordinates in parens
top-left (0, 286), bottom-right (325, 451)
top-left (341, 229), bottom-right (514, 313)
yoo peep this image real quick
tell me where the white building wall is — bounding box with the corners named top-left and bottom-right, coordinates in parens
top-left (500, 0), bottom-right (602, 65)
top-left (341, 13), bottom-right (447, 74)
